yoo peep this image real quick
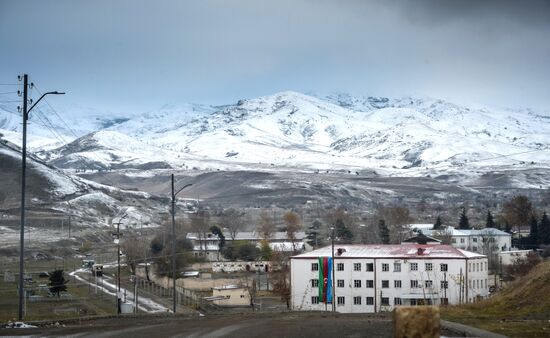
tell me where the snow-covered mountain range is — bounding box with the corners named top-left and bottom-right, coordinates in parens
top-left (1, 91), bottom-right (549, 175)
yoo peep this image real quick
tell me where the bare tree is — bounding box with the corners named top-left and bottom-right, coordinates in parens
top-left (270, 251), bottom-right (291, 309)
top-left (432, 227), bottom-right (453, 245)
top-left (190, 210), bottom-right (210, 254)
top-left (480, 232), bottom-right (499, 272)
top-left (220, 208), bottom-right (245, 240)
top-left (259, 210), bottom-right (276, 240)
top-left (376, 205), bottom-right (413, 243)
top-left (283, 211), bottom-right (302, 252)
top-left (121, 233), bottom-right (148, 275)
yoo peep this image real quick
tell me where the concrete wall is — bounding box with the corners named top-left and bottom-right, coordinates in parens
top-left (212, 287), bottom-right (251, 306)
top-left (212, 261), bottom-right (276, 273)
top-left (499, 250), bottom-right (532, 266)
top-left (135, 266), bottom-right (250, 292)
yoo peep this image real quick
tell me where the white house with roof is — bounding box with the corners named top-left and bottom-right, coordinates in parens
top-left (290, 243), bottom-right (488, 313)
top-left (187, 231), bottom-right (306, 261)
top-left (421, 227), bottom-right (512, 254)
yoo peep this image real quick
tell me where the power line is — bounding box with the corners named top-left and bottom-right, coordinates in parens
top-left (33, 85), bottom-right (78, 138)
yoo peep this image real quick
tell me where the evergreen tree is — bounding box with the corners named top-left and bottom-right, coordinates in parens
top-left (210, 225), bottom-right (226, 251)
top-left (433, 216), bottom-right (442, 230)
top-left (458, 208), bottom-right (470, 230)
top-left (306, 220), bottom-right (324, 248)
top-left (378, 219), bottom-right (390, 244)
top-left (48, 269), bottom-right (68, 298)
top-left (528, 214), bottom-right (539, 247)
top-left (539, 212), bottom-right (550, 245)
top-left (335, 218), bottom-right (354, 243)
top-left (485, 210), bottom-right (495, 228)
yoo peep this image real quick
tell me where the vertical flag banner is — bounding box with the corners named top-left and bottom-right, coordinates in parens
top-left (322, 257), bottom-right (328, 303)
top-left (318, 256), bottom-right (333, 303)
top-left (327, 257), bottom-right (333, 304)
top-left (318, 257), bottom-right (324, 301)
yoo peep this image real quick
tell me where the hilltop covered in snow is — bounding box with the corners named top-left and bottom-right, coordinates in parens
top-left (1, 91), bottom-right (549, 176)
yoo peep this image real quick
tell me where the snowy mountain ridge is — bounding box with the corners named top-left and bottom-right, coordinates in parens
top-left (1, 91), bottom-right (549, 175)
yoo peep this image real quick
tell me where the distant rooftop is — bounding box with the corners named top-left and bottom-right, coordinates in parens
top-left (422, 227), bottom-right (510, 237)
top-left (292, 244), bottom-right (485, 259)
top-left (187, 231), bottom-right (306, 241)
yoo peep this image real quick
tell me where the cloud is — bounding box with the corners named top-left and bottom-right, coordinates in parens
top-left (0, 0), bottom-right (549, 111)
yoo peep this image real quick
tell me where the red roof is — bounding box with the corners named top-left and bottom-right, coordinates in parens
top-left (293, 244), bottom-right (485, 259)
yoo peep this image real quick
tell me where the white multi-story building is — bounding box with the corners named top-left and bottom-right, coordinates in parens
top-left (291, 244), bottom-right (488, 313)
top-left (424, 227), bottom-right (512, 254)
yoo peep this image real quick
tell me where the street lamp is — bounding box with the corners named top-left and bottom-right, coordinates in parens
top-left (113, 213), bottom-right (128, 314)
top-left (18, 74), bottom-right (64, 320)
top-left (171, 174), bottom-right (192, 314)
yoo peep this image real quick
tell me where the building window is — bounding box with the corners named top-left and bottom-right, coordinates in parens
top-left (410, 299), bottom-right (417, 306)
top-left (366, 297), bottom-right (374, 305)
top-left (312, 263), bottom-right (319, 271)
top-left (353, 263), bottom-right (361, 271)
top-left (382, 263), bottom-right (389, 272)
top-left (366, 263), bottom-right (374, 272)
top-left (440, 263), bottom-right (448, 272)
top-left (337, 263), bottom-right (344, 271)
top-left (381, 297), bottom-right (390, 306)
top-left (394, 297), bottom-right (402, 305)
top-left (461, 238), bottom-right (465, 243)
top-left (382, 280), bottom-right (389, 288)
top-left (394, 262), bottom-right (401, 272)
top-left (337, 296), bottom-right (345, 305)
top-left (394, 280), bottom-right (402, 288)
top-left (353, 296), bottom-right (361, 305)
top-left (366, 280), bottom-right (374, 288)
top-left (425, 280), bottom-right (433, 288)
top-left (473, 247), bottom-right (478, 252)
top-left (425, 263), bottom-right (433, 271)
top-left (354, 280), bottom-right (362, 288)
top-left (410, 280), bottom-right (419, 288)
top-left (410, 263), bottom-right (418, 271)
top-left (337, 279), bottom-right (344, 288)
top-left (473, 237), bottom-right (478, 243)
top-left (441, 298), bottom-right (449, 305)
top-left (311, 296), bottom-right (319, 304)
top-left (311, 279), bottom-right (319, 288)
top-left (441, 281), bottom-right (448, 289)
top-left (452, 238), bottom-right (457, 243)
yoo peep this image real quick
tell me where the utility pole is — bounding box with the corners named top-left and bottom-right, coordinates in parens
top-left (171, 175), bottom-right (176, 314)
top-left (18, 74), bottom-right (28, 321)
top-left (17, 74), bottom-right (64, 320)
top-left (171, 174), bottom-right (192, 314)
top-left (331, 226), bottom-right (335, 313)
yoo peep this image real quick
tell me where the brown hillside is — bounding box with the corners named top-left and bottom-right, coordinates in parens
top-left (442, 259), bottom-right (550, 337)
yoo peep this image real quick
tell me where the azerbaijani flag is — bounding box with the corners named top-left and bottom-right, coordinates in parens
top-left (318, 257), bottom-right (333, 303)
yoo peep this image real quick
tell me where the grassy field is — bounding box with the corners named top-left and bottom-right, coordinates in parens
top-left (0, 256), bottom-right (117, 322)
top-left (441, 260), bottom-right (550, 338)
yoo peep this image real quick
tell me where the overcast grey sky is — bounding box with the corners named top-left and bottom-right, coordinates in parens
top-left (1, 0), bottom-right (549, 114)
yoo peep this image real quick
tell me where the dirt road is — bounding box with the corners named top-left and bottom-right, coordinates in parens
top-left (0, 312), bottom-right (394, 338)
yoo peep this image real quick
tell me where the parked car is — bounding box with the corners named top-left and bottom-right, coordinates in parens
top-left (4, 321), bottom-right (37, 328)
